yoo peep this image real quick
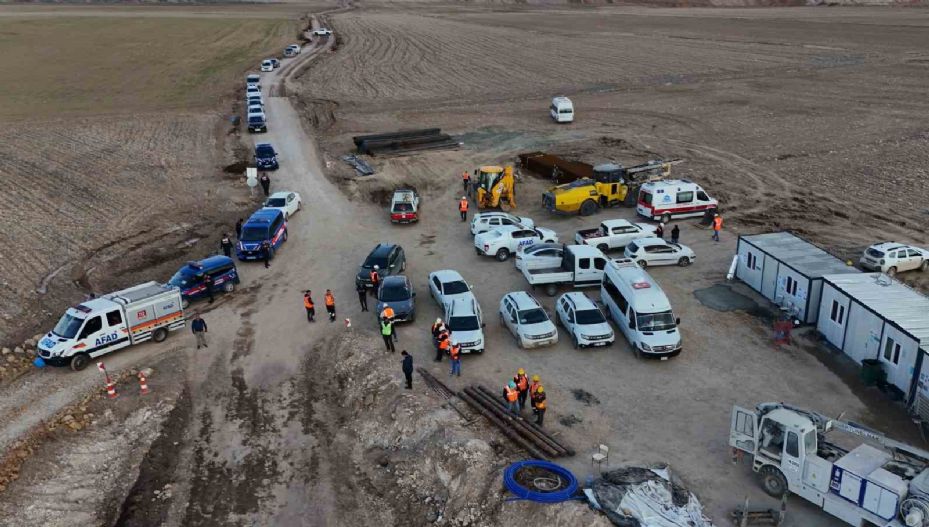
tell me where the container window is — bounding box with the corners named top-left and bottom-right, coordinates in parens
top-left (883, 337), bottom-right (901, 365)
top-left (830, 300), bottom-right (845, 325)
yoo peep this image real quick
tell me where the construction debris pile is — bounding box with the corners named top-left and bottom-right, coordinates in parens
top-left (589, 465), bottom-right (716, 527)
top-left (353, 128), bottom-right (459, 156)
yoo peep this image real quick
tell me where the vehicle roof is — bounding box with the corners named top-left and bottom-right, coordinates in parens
top-left (552, 96), bottom-right (572, 103)
top-left (370, 243), bottom-right (398, 257)
top-left (187, 255), bottom-right (234, 272)
top-left (631, 237), bottom-right (672, 247)
top-left (445, 296), bottom-right (478, 316)
top-left (566, 244), bottom-right (605, 259)
top-left (107, 281), bottom-right (176, 305)
top-left (869, 242), bottom-right (913, 252)
top-left (600, 218), bottom-right (633, 227)
top-left (381, 275), bottom-right (409, 287)
top-left (561, 291), bottom-right (597, 310)
top-left (431, 269), bottom-right (465, 282)
top-left (523, 242), bottom-right (562, 253)
top-left (246, 208), bottom-right (282, 224)
top-left (504, 291), bottom-right (542, 310)
top-left (246, 73), bottom-right (260, 79)
top-left (606, 260), bottom-right (672, 312)
top-left (266, 191), bottom-right (293, 200)
top-left (262, 59), bottom-right (272, 63)
top-left (256, 142), bottom-right (274, 149)
top-left (640, 179), bottom-right (700, 190)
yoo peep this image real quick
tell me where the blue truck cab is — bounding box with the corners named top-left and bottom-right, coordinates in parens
top-left (237, 208), bottom-right (288, 261)
top-left (169, 256), bottom-right (241, 307)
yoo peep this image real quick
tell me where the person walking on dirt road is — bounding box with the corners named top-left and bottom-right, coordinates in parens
top-left (203, 274), bottom-right (215, 304)
top-left (324, 290), bottom-right (336, 322)
top-left (449, 340), bottom-right (461, 377)
top-left (261, 240), bottom-right (272, 268)
top-left (461, 171), bottom-right (470, 193)
top-left (381, 318), bottom-right (395, 352)
top-left (671, 225), bottom-right (680, 244)
top-left (303, 290), bottom-right (315, 322)
top-left (259, 173), bottom-right (271, 196)
top-left (401, 350), bottom-right (413, 389)
top-left (458, 196), bottom-right (469, 222)
top-left (220, 234), bottom-right (234, 257)
top-left (712, 213), bottom-right (723, 242)
top-left (191, 314), bottom-right (208, 349)
top-left (356, 281), bottom-right (368, 312)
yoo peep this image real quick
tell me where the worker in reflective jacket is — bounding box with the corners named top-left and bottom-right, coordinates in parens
top-left (712, 213), bottom-right (723, 242)
top-left (449, 340), bottom-right (461, 377)
top-left (324, 290), bottom-right (336, 322)
top-left (534, 387), bottom-right (547, 426)
top-left (436, 333), bottom-right (450, 362)
top-left (381, 306), bottom-right (397, 341)
top-left (513, 368), bottom-right (530, 412)
top-left (381, 318), bottom-right (395, 353)
top-left (502, 381), bottom-right (520, 415)
top-left (369, 265), bottom-right (380, 295)
top-left (461, 171), bottom-right (470, 193)
top-left (431, 318), bottom-right (445, 338)
top-left (303, 291), bottom-right (315, 322)
top-left (458, 196), bottom-right (469, 222)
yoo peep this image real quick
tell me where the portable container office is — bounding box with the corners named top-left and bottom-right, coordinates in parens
top-left (816, 273), bottom-right (929, 410)
top-left (735, 232), bottom-right (859, 324)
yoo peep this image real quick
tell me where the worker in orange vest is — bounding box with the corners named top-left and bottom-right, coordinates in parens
top-left (449, 340), bottom-right (461, 377)
top-left (461, 171), bottom-right (470, 193)
top-left (436, 333), bottom-right (450, 362)
top-left (712, 213), bottom-right (723, 242)
top-left (502, 381), bottom-right (520, 415)
top-left (369, 265), bottom-right (380, 295)
top-left (324, 289), bottom-right (336, 322)
top-left (458, 196), bottom-right (469, 222)
top-left (513, 368), bottom-right (530, 412)
top-left (534, 387), bottom-right (547, 426)
top-left (303, 290), bottom-right (315, 323)
top-left (380, 305), bottom-right (397, 342)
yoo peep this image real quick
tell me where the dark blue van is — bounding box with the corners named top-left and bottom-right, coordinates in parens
top-left (237, 208), bottom-right (288, 261)
top-left (169, 256), bottom-right (241, 307)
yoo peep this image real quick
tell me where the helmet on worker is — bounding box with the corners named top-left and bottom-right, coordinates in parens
top-left (537, 387), bottom-right (544, 393)
top-left (531, 374), bottom-right (540, 382)
top-left (517, 368), bottom-right (525, 375)
top-left (461, 196), bottom-right (466, 200)
top-left (508, 381), bottom-right (516, 389)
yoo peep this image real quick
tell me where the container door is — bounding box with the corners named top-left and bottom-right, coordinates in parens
top-left (729, 406), bottom-right (758, 454)
top-left (761, 255), bottom-right (779, 300)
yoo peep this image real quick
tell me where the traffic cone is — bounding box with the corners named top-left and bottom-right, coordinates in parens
top-left (345, 318), bottom-right (351, 328)
top-left (138, 372), bottom-right (150, 395)
top-left (106, 381), bottom-right (118, 399)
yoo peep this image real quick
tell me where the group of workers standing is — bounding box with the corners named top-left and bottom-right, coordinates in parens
top-left (431, 318), bottom-right (461, 377)
top-left (302, 289), bottom-right (337, 323)
top-left (503, 368), bottom-right (547, 426)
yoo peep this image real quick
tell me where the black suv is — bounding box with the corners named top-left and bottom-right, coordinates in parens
top-left (255, 143), bottom-right (279, 170)
top-left (356, 243), bottom-right (406, 290)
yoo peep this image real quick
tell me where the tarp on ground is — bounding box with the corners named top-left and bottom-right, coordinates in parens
top-left (590, 465), bottom-right (715, 527)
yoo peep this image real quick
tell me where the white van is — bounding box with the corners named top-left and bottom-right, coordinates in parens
top-left (37, 282), bottom-right (186, 371)
top-left (550, 96), bottom-right (574, 123)
top-left (636, 179), bottom-right (717, 223)
top-left (600, 258), bottom-right (682, 359)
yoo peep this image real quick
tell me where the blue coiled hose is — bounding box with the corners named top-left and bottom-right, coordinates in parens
top-left (504, 460), bottom-right (579, 503)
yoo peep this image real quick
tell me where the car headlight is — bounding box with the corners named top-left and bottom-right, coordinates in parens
top-left (640, 342), bottom-right (652, 351)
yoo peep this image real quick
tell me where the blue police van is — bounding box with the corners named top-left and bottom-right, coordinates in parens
top-left (169, 256), bottom-right (241, 307)
top-left (237, 208), bottom-right (288, 261)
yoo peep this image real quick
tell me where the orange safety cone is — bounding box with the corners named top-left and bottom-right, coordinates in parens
top-left (106, 381), bottom-right (118, 399)
top-left (345, 318), bottom-right (351, 328)
top-left (138, 372), bottom-right (150, 395)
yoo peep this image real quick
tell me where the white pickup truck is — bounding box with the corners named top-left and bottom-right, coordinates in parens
top-left (520, 245), bottom-right (608, 297)
top-left (474, 225), bottom-right (558, 262)
top-left (37, 282), bottom-right (186, 371)
top-left (574, 219), bottom-right (657, 252)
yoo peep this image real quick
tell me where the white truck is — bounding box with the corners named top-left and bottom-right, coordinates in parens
top-left (520, 244), bottom-right (608, 297)
top-left (474, 225), bottom-right (558, 262)
top-left (574, 218), bottom-right (657, 252)
top-left (37, 282), bottom-right (186, 371)
top-left (730, 402), bottom-right (929, 527)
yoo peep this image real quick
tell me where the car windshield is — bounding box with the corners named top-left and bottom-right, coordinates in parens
top-left (249, 116), bottom-right (264, 123)
top-left (866, 248), bottom-right (885, 258)
top-left (575, 309), bottom-right (605, 324)
top-left (442, 280), bottom-right (469, 295)
top-left (637, 311), bottom-right (677, 332)
top-left (240, 225), bottom-right (268, 242)
top-left (265, 198), bottom-right (286, 207)
top-left (362, 255), bottom-right (388, 269)
top-left (52, 313), bottom-right (85, 339)
top-left (448, 315), bottom-right (480, 331)
top-left (169, 268), bottom-right (199, 287)
top-left (393, 203), bottom-right (413, 212)
top-left (256, 148), bottom-right (273, 157)
top-left (379, 284), bottom-right (410, 302)
top-left (518, 308), bottom-right (548, 325)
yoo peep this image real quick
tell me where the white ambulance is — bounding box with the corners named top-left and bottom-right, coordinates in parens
top-left (636, 179), bottom-right (717, 223)
top-left (37, 282), bottom-right (185, 371)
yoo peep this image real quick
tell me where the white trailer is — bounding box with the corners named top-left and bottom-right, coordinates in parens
top-left (730, 402), bottom-right (929, 527)
top-left (37, 282), bottom-right (185, 371)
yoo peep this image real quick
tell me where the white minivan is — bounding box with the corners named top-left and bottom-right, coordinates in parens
top-left (600, 258), bottom-right (682, 359)
top-left (550, 96), bottom-right (574, 123)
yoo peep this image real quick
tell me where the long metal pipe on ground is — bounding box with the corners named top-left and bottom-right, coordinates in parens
top-left (466, 387), bottom-right (566, 458)
top-left (475, 384), bottom-right (576, 457)
top-left (457, 391), bottom-right (548, 460)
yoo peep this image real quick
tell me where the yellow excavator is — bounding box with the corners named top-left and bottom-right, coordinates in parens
top-left (475, 165), bottom-right (516, 210)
